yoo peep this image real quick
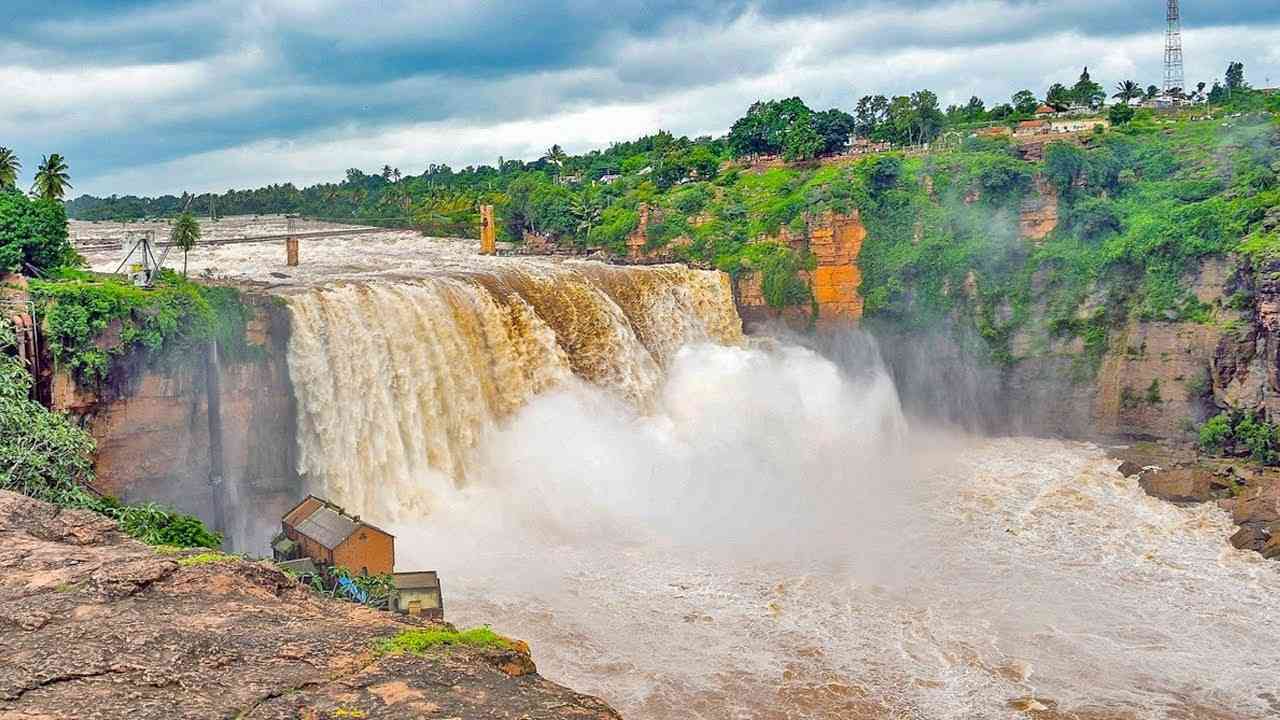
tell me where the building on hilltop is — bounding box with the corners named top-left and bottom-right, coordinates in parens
top-left (1033, 104), bottom-right (1057, 118)
top-left (277, 495), bottom-right (395, 576)
top-left (1015, 119), bottom-right (1051, 137)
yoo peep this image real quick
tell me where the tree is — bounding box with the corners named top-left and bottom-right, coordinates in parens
top-left (543, 144), bottom-right (568, 168)
top-left (909, 90), bottom-right (945, 144)
top-left (1045, 83), bottom-right (1073, 111)
top-left (0, 148), bottom-right (19, 190)
top-left (782, 115), bottom-right (822, 161)
top-left (811, 108), bottom-right (856, 156)
top-left (1112, 80), bottom-right (1142, 103)
top-left (854, 94), bottom-right (889, 137)
top-left (726, 98), bottom-right (813, 158)
top-left (1071, 67), bottom-right (1105, 109)
top-left (1108, 103), bottom-right (1136, 126)
top-left (1225, 61), bottom-right (1246, 91)
top-left (1012, 89), bottom-right (1039, 115)
top-left (169, 212), bottom-right (200, 276)
top-left (0, 190), bottom-right (75, 274)
top-left (963, 95), bottom-right (986, 120)
top-left (1145, 85), bottom-right (1159, 100)
top-left (31, 154), bottom-right (71, 201)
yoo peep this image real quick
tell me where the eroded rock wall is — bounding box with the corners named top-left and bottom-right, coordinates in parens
top-left (733, 210), bottom-right (867, 329)
top-left (48, 293), bottom-right (297, 552)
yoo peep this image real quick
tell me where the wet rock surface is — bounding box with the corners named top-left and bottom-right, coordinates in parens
top-left (0, 491), bottom-right (620, 720)
top-left (1112, 447), bottom-right (1280, 560)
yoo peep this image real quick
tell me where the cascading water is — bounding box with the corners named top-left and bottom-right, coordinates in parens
top-left (286, 261), bottom-right (743, 519)
top-left (280, 251), bottom-right (1280, 720)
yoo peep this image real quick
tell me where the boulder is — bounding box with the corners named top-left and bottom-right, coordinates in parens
top-left (1116, 460), bottom-right (1143, 478)
top-left (1138, 465), bottom-right (1218, 503)
top-left (1229, 522), bottom-right (1271, 552)
top-left (1263, 533), bottom-right (1280, 560)
top-left (1232, 480), bottom-right (1280, 525)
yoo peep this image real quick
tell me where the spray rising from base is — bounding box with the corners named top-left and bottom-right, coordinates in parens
top-left (386, 339), bottom-right (1280, 720)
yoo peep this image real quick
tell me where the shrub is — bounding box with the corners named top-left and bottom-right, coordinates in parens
top-left (31, 272), bottom-right (254, 385)
top-left (1144, 379), bottom-right (1162, 404)
top-left (376, 627), bottom-right (514, 655)
top-left (1235, 412), bottom-right (1278, 464)
top-left (0, 317), bottom-right (96, 503)
top-left (1197, 412), bottom-right (1232, 453)
top-left (0, 317), bottom-right (222, 548)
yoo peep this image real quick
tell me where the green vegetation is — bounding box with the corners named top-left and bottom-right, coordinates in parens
top-left (31, 270), bottom-right (258, 384)
top-left (1, 190), bottom-right (78, 273)
top-left (31, 154), bottom-right (72, 202)
top-left (177, 551), bottom-right (238, 567)
top-left (1199, 411), bottom-right (1280, 464)
top-left (0, 148), bottom-right (19, 190)
top-left (0, 316), bottom-right (223, 548)
top-left (57, 61), bottom-right (1279, 328)
top-left (170, 212), bottom-right (200, 276)
top-left (376, 627), bottom-right (514, 656)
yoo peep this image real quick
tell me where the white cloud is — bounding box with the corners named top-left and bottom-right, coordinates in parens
top-left (14, 1), bottom-right (1279, 195)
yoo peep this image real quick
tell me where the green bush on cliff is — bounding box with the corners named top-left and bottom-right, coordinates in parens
top-left (1198, 411), bottom-right (1280, 464)
top-left (0, 317), bottom-right (222, 548)
top-left (377, 627), bottom-right (514, 655)
top-left (0, 316), bottom-right (96, 503)
top-left (31, 271), bottom-right (256, 385)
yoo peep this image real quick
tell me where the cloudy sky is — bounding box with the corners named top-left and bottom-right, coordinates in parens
top-left (4, 1), bottom-right (1278, 197)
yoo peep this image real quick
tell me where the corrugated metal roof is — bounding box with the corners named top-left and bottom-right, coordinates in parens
top-left (293, 506), bottom-right (358, 549)
top-left (393, 571), bottom-right (440, 589)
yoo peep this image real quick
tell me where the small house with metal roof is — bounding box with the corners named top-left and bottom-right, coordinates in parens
top-left (280, 495), bottom-right (395, 576)
top-left (390, 571), bottom-right (444, 619)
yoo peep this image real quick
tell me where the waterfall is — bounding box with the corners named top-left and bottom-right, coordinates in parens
top-left (285, 261), bottom-right (743, 519)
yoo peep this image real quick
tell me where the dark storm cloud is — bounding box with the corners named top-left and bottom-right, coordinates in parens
top-left (3, 1), bottom-right (1278, 194)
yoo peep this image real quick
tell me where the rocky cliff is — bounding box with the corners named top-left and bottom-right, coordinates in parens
top-left (0, 490), bottom-right (620, 720)
top-left (47, 293), bottom-right (298, 552)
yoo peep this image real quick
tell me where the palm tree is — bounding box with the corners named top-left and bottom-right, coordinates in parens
top-left (0, 148), bottom-right (20, 190)
top-left (170, 212), bottom-right (201, 276)
top-left (31, 154), bottom-right (71, 201)
top-left (543, 144), bottom-right (568, 167)
top-left (1113, 80), bottom-right (1142, 103)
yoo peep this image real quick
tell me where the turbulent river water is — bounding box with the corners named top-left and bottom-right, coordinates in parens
top-left (148, 230), bottom-right (1279, 720)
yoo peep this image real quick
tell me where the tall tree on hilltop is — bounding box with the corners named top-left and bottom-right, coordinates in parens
top-left (1225, 61), bottom-right (1246, 91)
top-left (1071, 67), bottom-right (1105, 109)
top-left (31, 154), bottom-right (71, 201)
top-left (543, 145), bottom-right (568, 167)
top-left (1011, 89), bottom-right (1038, 115)
top-left (854, 94), bottom-right (889, 137)
top-left (169, 211), bottom-right (200, 276)
top-left (1112, 80), bottom-right (1142, 102)
top-left (0, 148), bottom-right (19, 190)
top-left (1045, 83), bottom-right (1073, 111)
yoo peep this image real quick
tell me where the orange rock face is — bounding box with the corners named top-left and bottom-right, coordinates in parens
top-left (733, 210), bottom-right (866, 328)
top-left (1019, 174), bottom-right (1059, 242)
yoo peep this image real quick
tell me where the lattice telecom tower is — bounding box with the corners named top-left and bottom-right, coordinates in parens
top-left (1163, 0), bottom-right (1185, 92)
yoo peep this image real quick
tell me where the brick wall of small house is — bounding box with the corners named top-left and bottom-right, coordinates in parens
top-left (333, 527), bottom-right (395, 575)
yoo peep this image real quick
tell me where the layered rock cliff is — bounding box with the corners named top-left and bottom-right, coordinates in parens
top-left (47, 292), bottom-right (298, 552)
top-left (0, 490), bottom-right (620, 720)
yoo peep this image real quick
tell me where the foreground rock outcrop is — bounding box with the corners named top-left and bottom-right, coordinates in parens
top-left (0, 491), bottom-right (620, 720)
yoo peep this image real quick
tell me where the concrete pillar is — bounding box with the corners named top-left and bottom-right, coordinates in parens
top-left (286, 237), bottom-right (299, 266)
top-left (479, 204), bottom-right (496, 255)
